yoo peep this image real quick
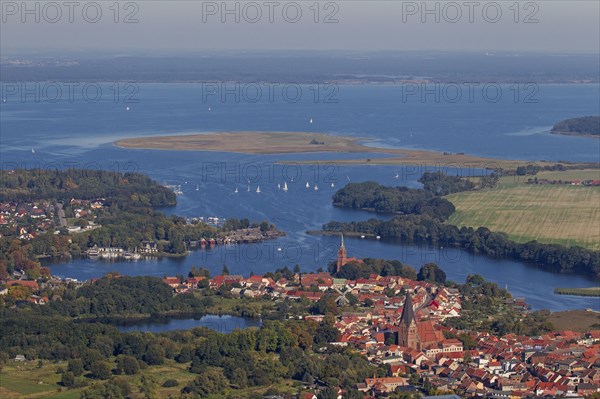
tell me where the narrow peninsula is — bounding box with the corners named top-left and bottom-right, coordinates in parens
top-left (116, 131), bottom-right (550, 169)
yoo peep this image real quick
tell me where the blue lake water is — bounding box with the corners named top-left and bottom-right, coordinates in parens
top-left (116, 315), bottom-right (261, 334)
top-left (1, 83), bottom-right (599, 311)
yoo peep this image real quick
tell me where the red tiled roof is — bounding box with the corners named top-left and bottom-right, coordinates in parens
top-left (417, 320), bottom-right (444, 344)
top-left (6, 280), bottom-right (39, 289)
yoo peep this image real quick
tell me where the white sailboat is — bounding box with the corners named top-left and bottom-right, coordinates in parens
top-left (195, 184), bottom-right (199, 191)
top-left (309, 118), bottom-right (313, 124)
top-left (282, 182), bottom-right (288, 191)
top-left (234, 187), bottom-right (238, 193)
top-left (277, 183), bottom-right (281, 190)
top-left (314, 184), bottom-right (318, 191)
top-left (331, 182), bottom-right (335, 188)
top-left (31, 148), bottom-right (35, 154)
top-left (394, 173), bottom-right (399, 179)
top-left (305, 182), bottom-right (310, 189)
top-left (256, 186), bottom-right (261, 193)
top-left (247, 185), bottom-right (250, 192)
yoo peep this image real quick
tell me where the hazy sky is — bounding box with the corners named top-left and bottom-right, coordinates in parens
top-left (1, 1), bottom-right (599, 54)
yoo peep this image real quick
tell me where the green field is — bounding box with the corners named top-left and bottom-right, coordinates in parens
top-left (446, 170), bottom-right (600, 250)
top-left (527, 169), bottom-right (600, 181)
top-left (546, 310), bottom-right (600, 332)
top-left (0, 360), bottom-right (195, 398)
top-left (0, 359), bottom-right (300, 399)
top-left (0, 361), bottom-right (74, 399)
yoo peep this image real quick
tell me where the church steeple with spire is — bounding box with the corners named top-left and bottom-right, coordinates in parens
top-left (336, 233), bottom-right (347, 273)
top-left (397, 292), bottom-right (419, 349)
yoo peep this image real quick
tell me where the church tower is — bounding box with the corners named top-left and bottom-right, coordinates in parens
top-left (397, 292), bottom-right (419, 349)
top-left (336, 233), bottom-right (347, 273)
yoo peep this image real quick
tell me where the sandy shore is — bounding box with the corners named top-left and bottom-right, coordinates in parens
top-left (115, 131), bottom-right (555, 169)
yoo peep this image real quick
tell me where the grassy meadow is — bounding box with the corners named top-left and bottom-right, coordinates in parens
top-left (446, 170), bottom-right (600, 250)
top-left (0, 359), bottom-right (300, 399)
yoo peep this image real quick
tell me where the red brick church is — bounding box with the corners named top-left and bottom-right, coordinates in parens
top-left (336, 234), bottom-right (361, 272)
top-left (397, 292), bottom-right (444, 350)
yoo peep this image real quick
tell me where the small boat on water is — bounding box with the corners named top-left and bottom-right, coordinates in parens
top-left (314, 185), bottom-right (319, 191)
top-left (31, 148), bottom-right (35, 154)
top-left (247, 185), bottom-right (250, 192)
top-left (306, 182), bottom-right (310, 189)
top-left (195, 184), bottom-right (199, 191)
top-left (277, 183), bottom-right (281, 190)
top-left (394, 173), bottom-right (399, 179)
top-left (309, 118), bottom-right (313, 124)
top-left (234, 187), bottom-right (238, 193)
top-left (360, 235), bottom-right (365, 239)
top-left (331, 182), bottom-right (335, 188)
top-left (282, 182), bottom-right (288, 192)
top-left (256, 186), bottom-right (261, 193)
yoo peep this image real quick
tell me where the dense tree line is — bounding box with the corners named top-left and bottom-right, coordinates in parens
top-left (329, 258), bottom-right (417, 280)
top-left (0, 274), bottom-right (213, 317)
top-left (551, 116), bottom-right (600, 136)
top-left (332, 182), bottom-right (455, 220)
top-left (0, 169), bottom-right (177, 205)
top-left (264, 265), bottom-right (301, 281)
top-left (178, 319), bottom-right (377, 396)
top-left (221, 217), bottom-right (277, 233)
top-left (55, 275), bottom-right (213, 317)
top-left (323, 216), bottom-right (600, 278)
top-left (417, 263), bottom-right (447, 283)
top-left (68, 211), bottom-right (218, 255)
top-left (418, 171), bottom-right (476, 195)
top-left (0, 237), bottom-right (54, 279)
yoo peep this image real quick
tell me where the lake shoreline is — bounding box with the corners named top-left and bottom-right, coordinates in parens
top-left (77, 311), bottom-right (263, 327)
top-left (551, 131), bottom-right (600, 139)
top-left (554, 287), bottom-right (600, 297)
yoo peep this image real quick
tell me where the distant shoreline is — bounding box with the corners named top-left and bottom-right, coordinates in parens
top-left (554, 287), bottom-right (600, 297)
top-left (551, 131), bottom-right (600, 139)
top-left (550, 116), bottom-right (600, 138)
top-left (114, 131), bottom-right (554, 169)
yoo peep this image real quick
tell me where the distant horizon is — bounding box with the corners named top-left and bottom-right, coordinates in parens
top-left (2, 1), bottom-right (598, 55)
top-left (2, 48), bottom-right (600, 58)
